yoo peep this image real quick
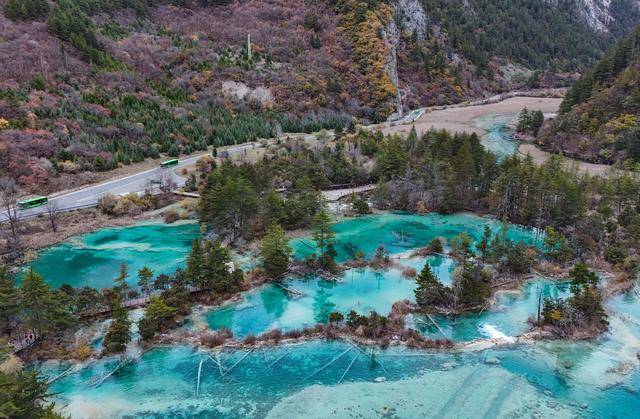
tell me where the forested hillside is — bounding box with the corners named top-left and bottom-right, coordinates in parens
top-left (539, 25), bottom-right (640, 164)
top-left (0, 0), bottom-right (638, 193)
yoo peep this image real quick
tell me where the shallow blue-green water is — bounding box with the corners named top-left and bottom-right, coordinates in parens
top-left (28, 220), bottom-right (200, 289)
top-left (206, 256), bottom-right (456, 338)
top-left (291, 212), bottom-right (540, 263)
top-left (29, 213), bottom-right (640, 418)
top-left (44, 287), bottom-right (640, 418)
top-left (415, 279), bottom-right (572, 341)
top-left (474, 113), bottom-right (520, 159)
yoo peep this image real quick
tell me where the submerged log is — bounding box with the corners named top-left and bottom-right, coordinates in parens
top-left (425, 312), bottom-right (449, 339)
top-left (196, 358), bottom-right (204, 396)
top-left (338, 353), bottom-right (359, 384)
top-left (90, 356), bottom-right (133, 388)
top-left (303, 347), bottom-right (353, 382)
top-left (220, 347), bottom-right (255, 377)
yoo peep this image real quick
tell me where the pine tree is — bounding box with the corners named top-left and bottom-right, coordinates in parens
top-left (312, 208), bottom-right (335, 266)
top-left (479, 225), bottom-right (491, 263)
top-left (452, 261), bottom-right (492, 308)
top-left (0, 266), bottom-right (18, 332)
top-left (414, 263), bottom-right (449, 310)
top-left (260, 223), bottom-right (291, 279)
top-left (405, 125), bottom-right (418, 152)
top-left (444, 140), bottom-right (476, 212)
top-left (139, 296), bottom-right (177, 340)
top-left (137, 266), bottom-right (153, 296)
top-left (103, 299), bottom-right (131, 353)
top-left (19, 269), bottom-right (71, 337)
top-left (3, 0), bottom-right (49, 22)
top-left (0, 342), bottom-right (64, 418)
top-left (114, 261), bottom-right (129, 297)
top-left (517, 107), bottom-right (530, 132)
top-left (186, 238), bottom-right (205, 287)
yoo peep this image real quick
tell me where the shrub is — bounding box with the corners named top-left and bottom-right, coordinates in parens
top-left (4, 0), bottom-right (49, 22)
top-left (261, 328), bottom-right (282, 343)
top-left (200, 328), bottom-right (233, 347)
top-left (138, 317), bottom-right (157, 341)
top-left (328, 311), bottom-right (344, 323)
top-left (427, 238), bottom-right (443, 253)
top-left (604, 243), bottom-right (628, 264)
top-left (284, 329), bottom-right (302, 339)
top-left (163, 209), bottom-right (179, 224)
top-left (97, 193), bottom-right (118, 214)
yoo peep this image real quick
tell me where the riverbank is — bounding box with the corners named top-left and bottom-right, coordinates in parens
top-left (380, 95), bottom-right (617, 176)
top-left (0, 199), bottom-right (193, 271)
top-left (381, 96), bottom-right (562, 138)
top-left (518, 143), bottom-right (612, 176)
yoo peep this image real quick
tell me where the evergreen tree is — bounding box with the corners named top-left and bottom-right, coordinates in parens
top-left (186, 237), bottom-right (205, 288)
top-left (0, 343), bottom-right (63, 419)
top-left (444, 141), bottom-right (476, 212)
top-left (47, 0), bottom-right (108, 65)
top-left (414, 263), bottom-right (449, 310)
top-left (517, 107), bottom-right (530, 132)
top-left (450, 231), bottom-right (472, 258)
top-left (405, 125), bottom-right (418, 152)
top-left (0, 266), bottom-right (18, 332)
top-left (103, 298), bottom-right (131, 353)
top-left (139, 296), bottom-right (177, 340)
top-left (312, 208), bottom-right (335, 266)
top-left (19, 269), bottom-right (71, 337)
top-left (543, 227), bottom-right (572, 263)
top-left (137, 266), bottom-right (153, 296)
top-left (203, 240), bottom-right (236, 293)
top-left (451, 261), bottom-right (492, 309)
top-left (185, 238), bottom-right (241, 293)
top-left (3, 0), bottom-right (49, 22)
top-left (260, 223), bottom-right (291, 279)
top-left (374, 136), bottom-right (408, 180)
top-left (478, 225), bottom-right (491, 263)
top-left (114, 261), bottom-right (129, 298)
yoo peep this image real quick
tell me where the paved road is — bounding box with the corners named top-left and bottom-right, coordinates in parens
top-left (1, 143), bottom-right (258, 223)
top-left (1, 91), bottom-right (567, 224)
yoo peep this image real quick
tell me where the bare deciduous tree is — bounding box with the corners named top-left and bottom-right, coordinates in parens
top-left (44, 199), bottom-right (60, 232)
top-left (0, 177), bottom-right (21, 245)
top-left (157, 172), bottom-right (177, 197)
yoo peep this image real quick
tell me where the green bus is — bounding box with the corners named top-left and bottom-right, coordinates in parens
top-left (160, 158), bottom-right (179, 168)
top-left (18, 196), bottom-right (48, 209)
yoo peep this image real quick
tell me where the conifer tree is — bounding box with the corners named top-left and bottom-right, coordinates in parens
top-left (260, 223), bottom-right (291, 279)
top-left (414, 263), bottom-right (449, 310)
top-left (137, 266), bottom-right (154, 296)
top-left (478, 225), bottom-right (491, 263)
top-left (0, 266), bottom-right (18, 332)
top-left (114, 261), bottom-right (129, 298)
top-left (19, 269), bottom-right (71, 337)
top-left (312, 208), bottom-right (335, 266)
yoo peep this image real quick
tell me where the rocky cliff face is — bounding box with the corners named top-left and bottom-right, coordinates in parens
top-left (575, 0), bottom-right (615, 32)
top-left (545, 0), bottom-right (639, 32)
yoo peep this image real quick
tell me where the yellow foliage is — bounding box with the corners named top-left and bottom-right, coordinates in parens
top-left (0, 117), bottom-right (8, 130)
top-left (603, 114), bottom-right (638, 134)
top-left (338, 1), bottom-right (397, 118)
top-left (75, 345), bottom-right (92, 361)
top-left (548, 309), bottom-right (564, 322)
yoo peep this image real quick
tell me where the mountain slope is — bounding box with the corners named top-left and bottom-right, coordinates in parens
top-left (538, 25), bottom-right (640, 163)
top-left (0, 0), bottom-right (639, 192)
